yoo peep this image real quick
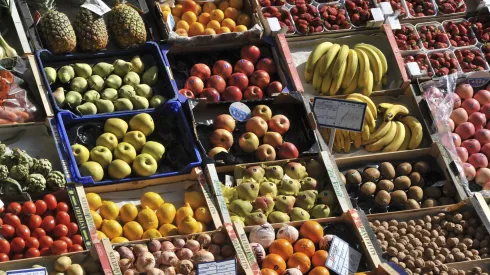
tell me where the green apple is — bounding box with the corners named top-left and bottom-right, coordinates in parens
top-left (104, 118), bottom-right (128, 140)
top-left (132, 153), bottom-right (157, 177)
top-left (141, 141), bottom-right (165, 162)
top-left (108, 159), bottom-right (132, 180)
top-left (123, 131), bottom-right (146, 152)
top-left (90, 146), bottom-right (113, 169)
top-left (96, 133), bottom-right (119, 151)
top-left (71, 143), bottom-right (90, 165)
top-left (114, 142), bottom-right (137, 164)
top-left (129, 113), bottom-right (154, 136)
top-left (79, 161), bottom-right (104, 182)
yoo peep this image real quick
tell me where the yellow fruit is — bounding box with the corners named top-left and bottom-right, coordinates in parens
top-left (210, 9), bottom-right (224, 22)
top-left (119, 203), bottom-right (138, 224)
top-left (204, 28), bottom-right (216, 35)
top-left (111, 237), bottom-right (129, 244)
top-left (176, 203), bottom-right (194, 225)
top-left (100, 201), bottom-right (119, 220)
top-left (123, 221), bottom-right (144, 241)
top-left (203, 2), bottom-right (216, 13)
top-left (178, 216), bottom-right (201, 235)
top-left (160, 3), bottom-right (171, 13)
top-left (182, 11), bottom-right (197, 25)
top-left (87, 193), bottom-right (102, 211)
top-left (229, 0), bottom-right (244, 9)
top-left (159, 224), bottom-right (179, 237)
top-left (188, 22), bottom-right (205, 36)
top-left (97, 230), bottom-right (107, 240)
top-left (176, 29), bottom-right (188, 36)
top-left (184, 190), bottom-right (206, 210)
top-left (174, 16), bottom-right (181, 24)
top-left (142, 229), bottom-right (162, 239)
top-left (207, 20), bottom-right (221, 32)
top-left (91, 210), bottom-right (103, 229)
top-left (156, 203), bottom-right (177, 224)
top-left (199, 12), bottom-right (211, 25)
top-left (195, 206), bottom-right (213, 224)
top-left (221, 18), bottom-right (236, 30)
top-left (137, 207), bottom-right (159, 231)
top-left (172, 4), bottom-right (183, 17)
top-left (219, 1), bottom-right (230, 11)
top-left (176, 20), bottom-right (190, 32)
top-left (199, 222), bottom-right (207, 232)
top-left (101, 220), bottom-right (123, 240)
top-left (141, 192), bottom-right (164, 210)
top-left (237, 13), bottom-right (251, 27)
top-left (162, 11), bottom-right (171, 22)
top-left (196, 4), bottom-right (202, 15)
top-left (218, 27), bottom-right (231, 34)
top-left (233, 25), bottom-right (247, 32)
top-left (224, 7), bottom-right (239, 21)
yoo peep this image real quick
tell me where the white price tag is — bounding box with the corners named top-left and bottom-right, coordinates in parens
top-left (81, 0), bottom-right (111, 16)
top-left (7, 268), bottom-right (47, 275)
top-left (312, 97), bottom-right (367, 132)
top-left (371, 8), bottom-right (384, 21)
top-left (225, 175), bottom-right (235, 187)
top-left (197, 259), bottom-right (237, 275)
top-left (326, 236), bottom-right (362, 275)
top-left (406, 62), bottom-right (424, 77)
top-left (229, 102), bottom-right (252, 122)
top-left (379, 2), bottom-right (394, 15)
top-left (267, 17), bottom-right (282, 32)
top-left (386, 16), bottom-right (401, 29)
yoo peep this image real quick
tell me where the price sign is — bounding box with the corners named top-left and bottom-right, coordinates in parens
top-left (198, 259), bottom-right (237, 275)
top-left (312, 97), bottom-right (367, 132)
top-left (229, 102), bottom-right (252, 122)
top-left (7, 268), bottom-right (47, 275)
top-left (326, 236), bottom-right (362, 275)
top-left (81, 0), bottom-right (111, 16)
top-left (468, 71), bottom-right (490, 87)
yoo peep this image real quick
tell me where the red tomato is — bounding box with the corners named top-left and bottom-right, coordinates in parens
top-left (51, 240), bottom-right (67, 255)
top-left (25, 237), bottom-right (39, 249)
top-left (56, 202), bottom-right (69, 212)
top-left (39, 247), bottom-right (50, 256)
top-left (10, 237), bottom-right (25, 253)
top-left (7, 202), bottom-right (21, 214)
top-left (41, 216), bottom-right (56, 232)
top-left (15, 225), bottom-right (31, 239)
top-left (12, 253), bottom-right (23, 260)
top-left (67, 222), bottom-right (79, 237)
top-left (59, 236), bottom-right (72, 247)
top-left (55, 211), bottom-right (70, 225)
top-left (39, 235), bottom-right (53, 249)
top-left (0, 217), bottom-right (3, 226)
top-left (72, 234), bottom-right (83, 245)
top-left (4, 213), bottom-right (21, 227)
top-left (0, 253), bottom-right (8, 262)
top-left (53, 224), bottom-right (68, 238)
top-left (28, 215), bottom-right (42, 230)
top-left (22, 201), bottom-right (36, 216)
top-left (32, 228), bottom-right (46, 239)
top-left (43, 195), bottom-right (57, 210)
top-left (69, 244), bottom-right (84, 252)
top-left (0, 224), bottom-right (15, 238)
top-left (0, 239), bottom-right (9, 254)
top-left (24, 247), bottom-right (40, 258)
top-left (35, 200), bottom-right (47, 216)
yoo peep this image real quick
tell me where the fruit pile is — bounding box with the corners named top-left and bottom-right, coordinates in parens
top-left (89, 187), bottom-right (212, 244)
top-left (469, 17), bottom-right (490, 43)
top-left (262, 7), bottom-right (295, 34)
top-left (428, 51), bottom-right (460, 76)
top-left (318, 4), bottom-right (351, 31)
top-left (345, 0), bottom-right (372, 27)
top-left (417, 24), bottom-right (449, 50)
top-left (306, 43), bottom-right (387, 96)
top-left (178, 45), bottom-right (283, 102)
top-left (0, 255), bottom-right (102, 274)
top-left (220, 161), bottom-right (337, 226)
top-left (71, 113), bottom-right (165, 182)
top-left (0, 195), bottom-right (84, 261)
top-left (343, 161), bottom-right (458, 212)
top-left (46, 57), bottom-right (165, 115)
top-left (371, 210), bottom-right (489, 274)
top-left (116, 230), bottom-right (235, 274)
top-left (454, 48), bottom-right (488, 73)
top-left (405, 0), bottom-right (435, 17)
top-left (163, 0), bottom-right (251, 36)
top-left (436, 0), bottom-right (466, 14)
top-left (404, 54), bottom-right (434, 77)
top-left (377, 0), bottom-right (407, 18)
top-left (393, 25), bottom-right (421, 51)
top-left (260, 0), bottom-right (287, 6)
top-left (443, 20), bottom-right (476, 48)
top-left (290, 3), bottom-right (323, 34)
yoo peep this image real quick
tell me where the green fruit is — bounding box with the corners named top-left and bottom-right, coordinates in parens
top-left (285, 162), bottom-right (308, 179)
top-left (123, 131), bottom-right (146, 152)
top-left (106, 74), bottom-right (123, 89)
top-left (252, 196), bottom-right (274, 214)
top-left (79, 161), bottom-right (104, 182)
top-left (114, 142), bottom-right (137, 164)
top-left (278, 178), bottom-right (301, 196)
top-left (265, 165), bottom-right (284, 180)
top-left (274, 195), bottom-right (295, 213)
top-left (114, 98), bottom-right (134, 111)
top-left (135, 84), bottom-right (153, 99)
top-left (96, 133), bottom-right (119, 151)
top-left (73, 63), bottom-right (92, 78)
top-left (45, 67), bottom-right (57, 84)
top-left (93, 62), bottom-right (114, 78)
top-left (65, 91), bottom-right (83, 109)
top-left (150, 95), bottom-right (166, 108)
top-left (83, 90), bottom-right (100, 103)
top-left (70, 77), bottom-right (88, 93)
top-left (108, 159), bottom-right (132, 180)
top-left (119, 85), bottom-right (136, 98)
top-left (290, 207), bottom-right (310, 221)
top-left (88, 75), bottom-right (105, 92)
top-left (71, 143), bottom-right (89, 165)
top-left (244, 212), bottom-right (267, 226)
top-left (129, 113), bottom-right (154, 136)
top-left (230, 216), bottom-right (244, 228)
top-left (95, 99), bottom-right (115, 113)
top-left (300, 177), bottom-right (319, 191)
top-left (101, 88), bottom-right (119, 101)
top-left (142, 66), bottom-right (158, 86)
top-left (237, 181), bottom-right (260, 201)
top-left (130, 96), bottom-right (149, 110)
top-left (90, 146), bottom-right (113, 168)
top-left (259, 182), bottom-right (278, 198)
top-left (295, 190), bottom-right (318, 210)
top-left (317, 188), bottom-right (338, 206)
top-left (228, 199), bottom-right (252, 217)
top-left (268, 211), bottom-right (290, 223)
top-left (75, 102), bottom-right (97, 115)
top-left (243, 166), bottom-right (265, 183)
top-left (52, 87), bottom-right (66, 108)
top-left (131, 55), bottom-right (145, 74)
top-left (113, 59), bottom-right (133, 76)
top-left (141, 141), bottom-right (165, 161)
top-left (57, 66), bottom-right (75, 83)
top-left (310, 204), bottom-right (331, 219)
top-left (104, 118), bottom-right (128, 140)
top-left (132, 153), bottom-right (158, 177)
top-left (124, 72), bottom-right (140, 86)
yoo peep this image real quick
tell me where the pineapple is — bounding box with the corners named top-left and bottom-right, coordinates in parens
top-left (74, 8), bottom-right (108, 52)
top-left (36, 0), bottom-right (76, 54)
top-left (108, 1), bottom-right (147, 48)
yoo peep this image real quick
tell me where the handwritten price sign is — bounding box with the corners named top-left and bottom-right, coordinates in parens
top-left (312, 97), bottom-right (367, 132)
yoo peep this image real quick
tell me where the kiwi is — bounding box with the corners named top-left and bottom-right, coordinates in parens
top-left (375, 190), bottom-right (391, 207)
top-left (379, 162), bottom-right (396, 180)
top-left (407, 186), bottom-right (424, 201)
top-left (360, 181), bottom-right (377, 196)
top-left (395, 162), bottom-right (412, 176)
top-left (409, 172), bottom-right (425, 187)
top-left (422, 198), bottom-right (438, 208)
top-left (390, 190), bottom-right (408, 205)
top-left (377, 179), bottom-right (394, 192)
top-left (363, 167), bottom-right (380, 182)
top-left (339, 172), bottom-right (346, 185)
top-left (413, 161), bottom-right (430, 175)
top-left (442, 181), bottom-right (457, 197)
top-left (438, 196), bottom-right (456, 206)
top-left (345, 169), bottom-right (362, 185)
top-left (405, 199), bottom-right (421, 210)
top-left (394, 176), bottom-right (411, 190)
top-left (424, 186), bottom-right (442, 199)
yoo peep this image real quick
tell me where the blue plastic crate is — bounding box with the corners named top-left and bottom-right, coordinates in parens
top-left (55, 101), bottom-right (201, 186)
top-left (36, 42), bottom-right (178, 117)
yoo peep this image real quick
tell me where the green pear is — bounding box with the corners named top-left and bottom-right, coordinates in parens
top-left (88, 75), bottom-right (105, 92)
top-left (104, 118), bottom-right (128, 140)
top-left (57, 66), bottom-right (75, 83)
top-left (124, 72), bottom-right (140, 86)
top-left (71, 143), bottom-right (89, 165)
top-left (131, 55), bottom-right (145, 74)
top-left (123, 131), bottom-right (146, 152)
top-left (259, 182), bottom-right (278, 198)
top-left (113, 59), bottom-right (133, 76)
top-left (129, 113), bottom-right (154, 136)
top-left (135, 84), bottom-right (153, 99)
top-left (74, 63), bottom-right (92, 78)
top-left (294, 190), bottom-right (318, 210)
top-left (228, 199), bottom-right (252, 217)
top-left (119, 85), bottom-right (136, 98)
top-left (243, 166), bottom-right (265, 183)
top-left (96, 133), bottom-right (119, 151)
top-left (300, 177), bottom-right (320, 191)
top-left (101, 88), bottom-right (119, 101)
top-left (132, 153), bottom-right (158, 177)
top-left (114, 142), bottom-right (137, 164)
top-left (90, 146), bottom-right (113, 168)
top-left (95, 99), bottom-right (114, 113)
top-left (142, 66), bottom-right (158, 86)
top-left (93, 62), bottom-right (114, 78)
top-left (268, 211), bottom-right (290, 223)
top-left (106, 74), bottom-right (123, 89)
top-left (108, 159), bottom-right (132, 180)
top-left (278, 178), bottom-right (301, 196)
top-left (290, 207), bottom-right (310, 221)
top-left (65, 91), bottom-right (82, 109)
top-left (274, 195), bottom-right (295, 213)
top-left (265, 165), bottom-right (284, 181)
top-left (305, 159), bottom-right (325, 180)
top-left (75, 102), bottom-right (97, 115)
top-left (45, 67), bottom-right (57, 84)
top-left (285, 162), bottom-right (308, 180)
top-left (230, 215), bottom-right (244, 228)
top-left (244, 212), bottom-right (267, 226)
top-left (83, 90), bottom-right (100, 103)
top-left (310, 204), bottom-right (331, 219)
top-left (222, 184), bottom-right (237, 204)
top-left (237, 181), bottom-right (260, 201)
top-left (141, 141), bottom-right (165, 161)
top-left (79, 161), bottom-right (104, 182)
top-left (317, 187), bottom-right (338, 206)
top-left (52, 87), bottom-right (66, 108)
top-left (150, 95), bottom-right (166, 108)
top-left (70, 77), bottom-right (88, 93)
top-left (253, 196), bottom-right (275, 215)
top-left (130, 95), bottom-right (149, 110)
top-left (114, 98), bottom-right (134, 111)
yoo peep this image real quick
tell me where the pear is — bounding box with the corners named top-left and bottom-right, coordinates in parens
top-left (65, 91), bottom-right (82, 109)
top-left (124, 72), bottom-right (140, 87)
top-left (114, 98), bottom-right (134, 111)
top-left (265, 165), bottom-right (284, 180)
top-left (244, 212), bottom-right (267, 226)
top-left (310, 204), bottom-right (331, 219)
top-left (253, 196), bottom-right (275, 215)
top-left (237, 181), bottom-right (260, 201)
top-left (230, 216), bottom-right (245, 228)
top-left (74, 63), bottom-right (92, 78)
top-left (300, 177), bottom-right (320, 191)
top-left (317, 188), bottom-right (338, 206)
top-left (83, 90), bottom-right (100, 103)
top-left (150, 95), bottom-right (166, 108)
top-left (221, 184), bottom-right (238, 204)
top-left (52, 87), bottom-right (65, 108)
top-left (76, 102), bottom-right (97, 115)
top-left (113, 59), bottom-right (133, 76)
top-left (57, 65), bottom-right (75, 83)
top-left (95, 99), bottom-right (115, 113)
top-left (278, 178), bottom-right (301, 196)
top-left (135, 84), bottom-right (153, 99)
top-left (79, 161), bottom-right (104, 182)
top-left (290, 207), bottom-right (310, 221)
top-left (274, 195), bottom-right (295, 213)
top-left (93, 62), bottom-right (114, 78)
top-left (130, 95), bottom-right (149, 110)
top-left (104, 75), bottom-right (122, 89)
top-left (268, 211), bottom-right (291, 223)
top-left (142, 66), bottom-right (158, 86)
top-left (295, 190), bottom-right (318, 210)
top-left (131, 55), bottom-right (145, 74)
top-left (228, 199), bottom-right (252, 217)
top-left (305, 159), bottom-right (325, 180)
top-left (44, 67), bottom-right (57, 84)
top-left (88, 75), bottom-right (105, 92)
top-left (101, 88), bottom-right (119, 101)
top-left (119, 85), bottom-right (136, 98)
top-left (243, 166), bottom-right (265, 183)
top-left (259, 182), bottom-right (278, 198)
top-left (285, 162), bottom-right (308, 180)
top-left (178, 216), bottom-right (200, 235)
top-left (70, 77), bottom-right (88, 93)
top-left (176, 203), bottom-right (194, 225)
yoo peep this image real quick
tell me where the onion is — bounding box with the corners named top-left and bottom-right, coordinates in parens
top-left (211, 231), bottom-right (226, 245)
top-left (176, 248), bottom-right (194, 260)
top-left (160, 251), bottom-right (179, 266)
top-left (118, 246), bottom-right (134, 260)
top-left (173, 238), bottom-right (186, 249)
top-left (135, 251), bottom-right (155, 272)
top-left (276, 224), bottom-right (299, 244)
top-left (192, 250), bottom-right (215, 264)
top-left (153, 251), bottom-right (163, 265)
top-left (161, 241), bottom-right (176, 252)
top-left (119, 259), bottom-right (133, 272)
top-left (159, 265), bottom-right (177, 275)
top-left (249, 224), bottom-right (275, 248)
top-left (207, 244), bottom-right (221, 257)
top-left (147, 268), bottom-right (165, 275)
top-left (250, 243), bottom-right (266, 264)
top-left (149, 240), bottom-right (162, 252)
top-left (319, 234), bottom-right (335, 250)
top-left (133, 244), bottom-right (149, 258)
top-left (176, 259), bottom-right (194, 275)
top-left (197, 233), bottom-right (212, 248)
top-left (221, 244), bottom-right (235, 257)
top-left (283, 268), bottom-right (303, 275)
top-left (124, 269), bottom-right (138, 275)
top-left (185, 240), bottom-right (201, 252)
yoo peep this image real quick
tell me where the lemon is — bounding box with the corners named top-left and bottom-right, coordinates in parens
top-left (184, 190), bottom-right (206, 210)
top-left (87, 193), bottom-right (102, 211)
top-left (142, 229), bottom-right (162, 239)
top-left (101, 220), bottom-right (123, 240)
top-left (158, 224), bottom-right (179, 237)
top-left (100, 201), bottom-right (119, 220)
top-left (91, 210), bottom-right (103, 229)
top-left (137, 207), bottom-right (159, 230)
top-left (97, 230), bottom-right (107, 240)
top-left (156, 203), bottom-right (176, 224)
top-left (111, 237), bottom-right (129, 244)
top-left (123, 221), bottom-right (144, 241)
top-left (141, 192), bottom-right (164, 210)
top-left (176, 203), bottom-right (194, 225)
top-left (120, 203), bottom-right (138, 223)
top-left (194, 206), bottom-right (212, 224)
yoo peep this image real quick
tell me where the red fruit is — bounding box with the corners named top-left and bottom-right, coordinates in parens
top-left (250, 70), bottom-right (271, 90)
top-left (179, 89), bottom-right (195, 99)
top-left (55, 211), bottom-right (70, 226)
top-left (72, 235), bottom-right (83, 245)
top-left (455, 122), bottom-right (476, 140)
top-left (190, 63), bottom-right (212, 81)
top-left (0, 253), bottom-right (8, 262)
top-left (25, 248), bottom-right (40, 258)
top-left (39, 236), bottom-right (53, 249)
top-left (22, 201), bottom-right (36, 216)
top-left (59, 236), bottom-right (73, 247)
top-left (7, 202), bottom-right (21, 214)
top-left (41, 216), bottom-right (56, 232)
top-left (69, 244), bottom-right (84, 252)
top-left (35, 200), bottom-right (47, 216)
top-left (67, 222), bottom-right (79, 237)
top-left (206, 75), bottom-right (227, 93)
top-left (213, 60), bottom-right (233, 80)
top-left (56, 202), bottom-right (69, 213)
top-left (481, 103), bottom-right (490, 119)
top-left (462, 98), bottom-right (481, 115)
top-left (32, 228), bottom-right (46, 239)
top-left (39, 247), bottom-right (50, 256)
top-left (456, 83), bottom-right (474, 99)
top-left (16, 225), bottom-right (31, 240)
top-left (10, 237), bottom-right (25, 253)
top-left (0, 224), bottom-right (15, 238)
top-left (452, 93), bottom-right (461, 108)
top-left (0, 239), bottom-right (10, 254)
top-left (4, 213), bottom-right (21, 227)
top-left (266, 81), bottom-right (283, 96)
top-left (456, 147), bottom-right (469, 162)
top-left (228, 73), bottom-right (249, 91)
top-left (43, 194), bottom-right (57, 211)
top-left (53, 224), bottom-right (68, 238)
top-left (199, 88), bottom-right (221, 103)
top-left (234, 59), bottom-right (255, 77)
top-left (475, 90), bottom-right (490, 105)
top-left (256, 58), bottom-right (277, 74)
top-left (277, 142), bottom-right (299, 159)
top-left (469, 112), bottom-right (486, 128)
top-left (222, 86), bottom-right (243, 101)
top-left (469, 153), bottom-right (489, 169)
top-left (452, 133), bottom-right (462, 147)
top-left (184, 76), bottom-right (204, 96)
top-left (241, 45), bottom-right (261, 64)
top-left (25, 237), bottom-right (40, 249)
top-left (12, 253), bottom-right (23, 260)
top-left (51, 240), bottom-right (68, 255)
top-left (243, 86), bottom-right (264, 100)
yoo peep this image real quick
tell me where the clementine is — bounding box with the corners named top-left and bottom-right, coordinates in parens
top-left (218, 26), bottom-right (231, 34)
top-left (203, 2), bottom-right (217, 13)
top-left (269, 239), bottom-right (294, 261)
top-left (233, 25), bottom-right (248, 32)
top-left (171, 4), bottom-right (183, 17)
top-left (188, 22), bottom-right (205, 36)
top-left (287, 252), bottom-right (311, 274)
top-left (219, 1), bottom-right (230, 11)
top-left (293, 238), bottom-right (315, 257)
top-left (312, 250), bottom-right (329, 267)
top-left (261, 268), bottom-right (279, 275)
top-left (310, 266), bottom-right (331, 275)
top-left (262, 254), bottom-right (286, 275)
top-left (299, 220), bottom-right (324, 244)
top-left (237, 13), bottom-right (251, 27)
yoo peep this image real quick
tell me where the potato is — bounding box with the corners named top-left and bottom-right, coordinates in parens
top-left (67, 264), bottom-right (86, 275)
top-left (55, 256), bottom-right (72, 272)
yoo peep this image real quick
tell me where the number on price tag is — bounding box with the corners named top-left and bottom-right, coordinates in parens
top-left (197, 259), bottom-right (237, 275)
top-left (326, 236), bottom-right (362, 275)
top-left (229, 102), bottom-right (252, 122)
top-left (7, 267), bottom-right (48, 275)
top-left (312, 97), bottom-right (367, 132)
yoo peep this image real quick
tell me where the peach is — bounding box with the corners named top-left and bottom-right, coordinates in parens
top-left (463, 162), bottom-right (476, 181)
top-left (451, 133), bottom-right (462, 147)
top-left (475, 129), bottom-right (490, 145)
top-left (469, 112), bottom-right (486, 128)
top-left (462, 139), bottom-right (481, 155)
top-left (449, 118), bottom-right (455, 132)
top-left (462, 98), bottom-right (481, 115)
top-left (452, 93), bottom-right (461, 108)
top-left (456, 147), bottom-right (469, 162)
top-left (455, 122), bottom-right (475, 140)
top-left (450, 108), bottom-right (468, 126)
top-left (455, 83), bottom-right (474, 99)
top-left (476, 168), bottom-right (490, 186)
top-left (475, 90), bottom-right (490, 105)
top-left (482, 103), bottom-right (490, 119)
top-left (184, 76), bottom-right (204, 95)
top-left (469, 153), bottom-right (488, 169)
top-left (482, 143), bottom-right (490, 159)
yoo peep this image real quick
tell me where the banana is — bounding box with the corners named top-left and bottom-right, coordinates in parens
top-left (341, 129), bottom-right (349, 138)
top-left (329, 60), bottom-right (346, 95)
top-left (320, 44), bottom-right (341, 76)
top-left (306, 42), bottom-right (333, 73)
top-left (312, 62), bottom-right (324, 92)
top-left (377, 103), bottom-right (394, 114)
top-left (399, 116), bottom-right (423, 149)
top-left (358, 43), bottom-right (388, 76)
top-left (346, 93), bottom-right (377, 119)
top-left (382, 75), bottom-right (387, 86)
top-left (347, 97), bottom-right (375, 130)
top-left (343, 132), bottom-right (351, 153)
top-left (362, 121), bottom-right (392, 145)
top-left (398, 122), bottom-right (411, 151)
top-left (332, 45), bottom-right (350, 77)
top-left (384, 104), bottom-right (410, 121)
top-left (304, 65), bottom-right (314, 83)
top-left (362, 70), bottom-right (373, 96)
top-left (353, 132), bottom-right (362, 149)
top-left (341, 49), bottom-right (358, 89)
top-left (361, 124), bottom-right (370, 141)
top-left (343, 68), bottom-right (359, 95)
top-left (373, 81), bottom-right (382, 91)
top-left (333, 132), bottom-right (342, 152)
top-left (382, 121), bottom-right (405, 152)
top-left (349, 131), bottom-right (356, 140)
top-left (354, 48), bottom-right (370, 88)
top-left (365, 122), bottom-right (397, 152)
top-left (355, 45), bottom-right (382, 84)
top-left (320, 69), bottom-right (333, 95)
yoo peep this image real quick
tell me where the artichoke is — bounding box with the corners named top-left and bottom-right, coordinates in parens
top-left (0, 142), bottom-right (5, 157)
top-left (26, 174), bottom-right (46, 193)
top-left (0, 155), bottom-right (14, 170)
top-left (30, 158), bottom-right (52, 177)
top-left (12, 148), bottom-right (33, 168)
top-left (0, 177), bottom-right (23, 197)
top-left (0, 165), bottom-right (7, 181)
top-left (46, 171), bottom-right (66, 190)
top-left (10, 164), bottom-right (28, 181)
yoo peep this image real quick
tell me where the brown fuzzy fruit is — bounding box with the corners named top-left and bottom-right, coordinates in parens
top-left (408, 186), bottom-right (424, 201)
top-left (443, 182), bottom-right (457, 197)
top-left (363, 167), bottom-right (380, 182)
top-left (422, 198), bottom-right (438, 208)
top-left (345, 169), bottom-right (362, 185)
top-left (413, 161), bottom-right (429, 174)
top-left (394, 176), bottom-right (411, 190)
top-left (405, 199), bottom-right (420, 210)
top-left (379, 162), bottom-right (396, 179)
top-left (409, 172), bottom-right (425, 187)
top-left (396, 162), bottom-right (412, 176)
top-left (360, 181), bottom-right (377, 196)
top-left (391, 190), bottom-right (408, 205)
top-left (378, 179), bottom-right (394, 192)
top-left (375, 190), bottom-right (391, 207)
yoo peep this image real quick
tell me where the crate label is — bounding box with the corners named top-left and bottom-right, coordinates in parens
top-left (224, 223), bottom-right (255, 275)
top-left (225, 175), bottom-right (235, 187)
top-left (320, 152), bottom-right (343, 200)
top-left (312, 97), bottom-right (367, 132)
top-left (468, 71), bottom-right (490, 87)
top-left (326, 236), bottom-right (362, 275)
top-left (7, 268), bottom-right (47, 275)
top-left (406, 62), bottom-right (425, 77)
top-left (379, 2), bottom-right (394, 15)
top-left (197, 259), bottom-right (236, 275)
top-left (68, 186), bottom-right (92, 249)
top-left (230, 102), bottom-right (252, 122)
top-left (371, 8), bottom-right (384, 22)
top-left (81, 0), bottom-right (111, 16)
top-left (233, 221), bottom-right (262, 274)
top-left (267, 17), bottom-right (282, 32)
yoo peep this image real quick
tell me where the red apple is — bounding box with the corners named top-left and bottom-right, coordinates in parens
top-left (206, 75), bottom-right (227, 93)
top-left (256, 58), bottom-right (276, 74)
top-left (222, 86), bottom-right (243, 101)
top-left (263, 132), bottom-right (283, 147)
top-left (208, 147), bottom-right (228, 159)
top-left (190, 63), bottom-right (211, 81)
top-left (244, 86), bottom-right (263, 100)
top-left (210, 129), bottom-right (233, 149)
top-left (250, 70), bottom-right (270, 90)
top-left (255, 144), bottom-right (276, 161)
top-left (246, 116), bottom-right (268, 137)
top-left (266, 81), bottom-right (283, 97)
top-left (199, 88), bottom-right (220, 102)
top-left (268, 114), bottom-right (290, 134)
top-left (179, 89), bottom-right (195, 99)
top-left (234, 59), bottom-right (255, 77)
top-left (277, 142), bottom-right (299, 159)
top-left (240, 45), bottom-right (261, 64)
top-left (213, 60), bottom-right (233, 80)
top-left (214, 114), bottom-right (236, 132)
top-left (228, 73), bottom-right (249, 91)
top-left (184, 76), bottom-right (204, 95)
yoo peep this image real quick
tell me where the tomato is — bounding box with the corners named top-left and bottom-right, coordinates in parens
top-left (25, 237), bottom-right (39, 249)
top-left (12, 253), bottom-right (23, 260)
top-left (0, 218), bottom-right (3, 226)
top-left (43, 195), bottom-right (57, 210)
top-left (0, 253), bottom-right (8, 262)
top-left (35, 200), bottom-right (47, 216)
top-left (69, 244), bottom-right (84, 252)
top-left (10, 237), bottom-right (25, 253)
top-left (59, 236), bottom-right (72, 247)
top-left (28, 215), bottom-right (42, 230)
top-left (55, 211), bottom-right (70, 225)
top-left (0, 239), bottom-right (9, 254)
top-left (41, 216), bottom-right (56, 232)
top-left (16, 225), bottom-right (31, 239)
top-left (4, 213), bottom-right (21, 227)
top-left (53, 224), bottom-right (68, 238)
top-left (24, 247), bottom-right (40, 258)
top-left (56, 202), bottom-right (69, 213)
top-left (67, 222), bottom-right (79, 237)
top-left (0, 225), bottom-right (15, 238)
top-left (51, 240), bottom-right (67, 255)
top-left (39, 235), bottom-right (53, 249)
top-left (22, 201), bottom-right (36, 216)
top-left (39, 247), bottom-right (50, 256)
top-left (7, 202), bottom-right (21, 214)
top-left (32, 228), bottom-right (46, 239)
top-left (72, 234), bottom-right (83, 245)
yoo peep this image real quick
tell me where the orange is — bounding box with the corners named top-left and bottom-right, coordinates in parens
top-left (188, 22), bottom-right (205, 36)
top-left (310, 266), bottom-right (331, 275)
top-left (182, 11), bottom-right (197, 25)
top-left (203, 2), bottom-right (217, 13)
top-left (224, 7), bottom-right (239, 21)
top-left (221, 18), bottom-right (236, 30)
top-left (172, 4), bottom-right (183, 17)
top-left (300, 220), bottom-right (324, 244)
top-left (175, 29), bottom-right (188, 37)
top-left (229, 0), bottom-right (244, 9)
top-left (196, 4), bottom-right (202, 15)
top-left (207, 20), bottom-right (221, 32)
top-left (269, 239), bottom-right (294, 261)
top-left (160, 3), bottom-right (171, 13)
top-left (293, 238), bottom-right (316, 257)
top-left (262, 254), bottom-right (286, 275)
top-left (233, 25), bottom-right (247, 32)
top-left (287, 252), bottom-right (311, 274)
top-left (312, 250), bottom-right (329, 267)
top-left (162, 11), bottom-right (171, 22)
top-left (182, 0), bottom-right (199, 14)
top-left (176, 20), bottom-right (190, 31)
top-left (261, 269), bottom-right (278, 275)
top-left (174, 16), bottom-right (181, 24)
top-left (199, 12), bottom-right (211, 25)
top-left (218, 26), bottom-right (231, 34)
top-left (237, 13), bottom-right (251, 27)
top-left (210, 9), bottom-right (225, 22)
top-left (204, 28), bottom-right (216, 35)
top-left (219, 1), bottom-right (230, 11)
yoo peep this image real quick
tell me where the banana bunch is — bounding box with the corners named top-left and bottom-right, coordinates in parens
top-left (305, 42), bottom-right (388, 96)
